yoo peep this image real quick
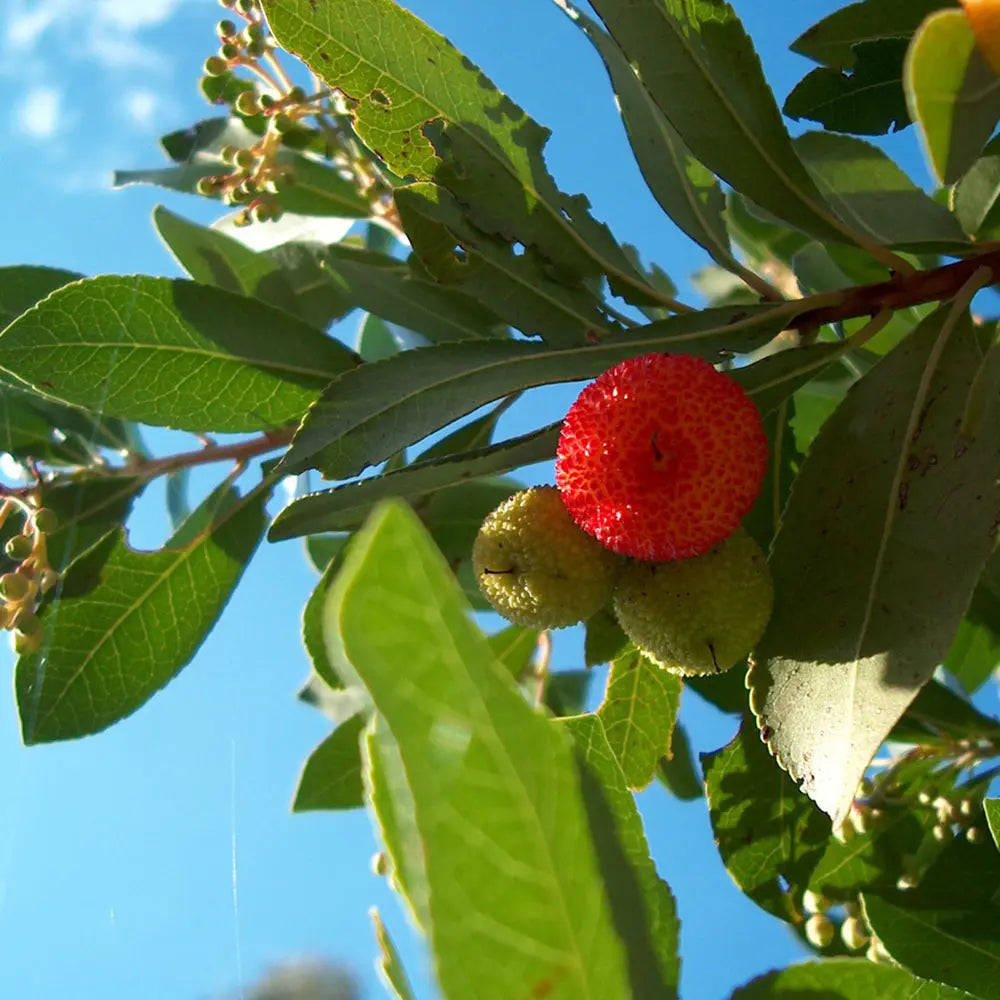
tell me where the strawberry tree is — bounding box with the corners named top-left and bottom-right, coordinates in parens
top-left (3, 0), bottom-right (1000, 997)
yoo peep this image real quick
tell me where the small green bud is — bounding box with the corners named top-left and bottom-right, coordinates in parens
top-left (220, 145), bottom-right (239, 164)
top-left (246, 39), bottom-right (267, 58)
top-left (38, 569), bottom-right (59, 594)
top-left (918, 790), bottom-right (932, 806)
top-left (966, 826), bottom-right (987, 845)
top-left (220, 41), bottom-right (240, 60)
top-left (14, 629), bottom-right (41, 656)
top-left (370, 851), bottom-right (388, 876)
top-left (840, 916), bottom-right (870, 951)
top-left (866, 938), bottom-right (892, 965)
top-left (33, 508), bottom-right (58, 534)
top-left (896, 872), bottom-right (919, 891)
top-left (959, 798), bottom-right (976, 818)
top-left (804, 914), bottom-right (834, 950)
top-left (286, 85), bottom-right (306, 104)
top-left (932, 823), bottom-right (954, 842)
top-left (802, 890), bottom-right (829, 915)
top-left (271, 112), bottom-right (294, 134)
top-left (203, 55), bottom-right (229, 77)
top-left (259, 93), bottom-right (275, 110)
top-left (218, 0), bottom-right (236, 8)
top-left (0, 572), bottom-right (31, 602)
top-left (217, 19), bottom-right (237, 38)
top-left (232, 209), bottom-right (253, 228)
top-left (5, 534), bottom-right (34, 562)
top-left (843, 900), bottom-right (861, 919)
top-left (234, 91), bottom-right (259, 116)
top-left (233, 148), bottom-right (255, 170)
top-left (235, 0), bottom-right (258, 15)
top-left (196, 176), bottom-right (219, 196)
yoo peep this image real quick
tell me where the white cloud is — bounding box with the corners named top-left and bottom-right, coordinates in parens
top-left (5, 6), bottom-right (58, 49)
top-left (122, 88), bottom-right (160, 128)
top-left (15, 86), bottom-right (61, 140)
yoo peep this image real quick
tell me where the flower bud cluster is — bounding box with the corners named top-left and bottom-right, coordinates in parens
top-left (922, 789), bottom-right (987, 846)
top-left (0, 502), bottom-right (59, 655)
top-left (801, 891), bottom-right (875, 956)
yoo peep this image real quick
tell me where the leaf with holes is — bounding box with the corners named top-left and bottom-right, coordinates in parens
top-left (749, 303), bottom-right (1000, 823)
top-left (0, 276), bottom-right (358, 432)
top-left (262, 0), bottom-right (662, 308)
top-left (15, 483), bottom-right (269, 743)
top-left (597, 647), bottom-right (683, 791)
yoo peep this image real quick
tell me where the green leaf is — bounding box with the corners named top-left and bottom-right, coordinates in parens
top-left (16, 482), bottom-right (269, 743)
top-left (280, 300), bottom-right (799, 477)
top-left (952, 135), bottom-right (1000, 236)
top-left (891, 678), bottom-right (1000, 743)
top-left (742, 402), bottom-right (800, 555)
top-left (487, 625), bottom-right (539, 680)
top-left (588, 0), bottom-right (871, 250)
top-left (292, 713), bottom-right (366, 811)
top-left (302, 547), bottom-right (347, 691)
top-left (545, 670), bottom-right (594, 718)
top-left (324, 500), bottom-right (638, 998)
top-left (324, 243), bottom-right (507, 344)
top-left (413, 398), bottom-right (514, 463)
top-left (656, 724), bottom-right (703, 802)
top-left (731, 958), bottom-right (978, 1000)
top-left (0, 264), bottom-right (82, 330)
top-left (986, 799), bottom-right (1000, 847)
top-left (784, 39), bottom-right (912, 135)
top-left (945, 617), bottom-right (1000, 694)
top-left (262, 0), bottom-right (660, 307)
top-left (266, 154), bottom-right (371, 218)
top-left (791, 0), bottom-right (958, 71)
top-left (0, 276), bottom-right (358, 433)
top-left (371, 908), bottom-right (417, 1000)
top-left (560, 9), bottom-right (751, 285)
top-left (702, 719), bottom-right (829, 920)
top-left (153, 206), bottom-right (353, 330)
top-left (596, 647), bottom-right (683, 791)
top-left (793, 131), bottom-right (968, 251)
top-left (356, 313), bottom-right (400, 362)
top-left (560, 714), bottom-right (680, 998)
top-left (585, 610), bottom-right (630, 668)
top-left (749, 303), bottom-right (1000, 822)
top-left (862, 839), bottom-right (1000, 997)
top-left (734, 343), bottom-right (848, 420)
top-left (905, 9), bottom-right (1000, 185)
top-left (269, 423), bottom-right (559, 541)
top-left (397, 183), bottom-right (615, 347)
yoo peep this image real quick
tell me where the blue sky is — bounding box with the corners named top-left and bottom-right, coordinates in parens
top-left (0, 1), bottom-right (965, 998)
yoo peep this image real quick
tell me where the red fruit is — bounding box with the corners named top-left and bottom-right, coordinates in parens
top-left (555, 353), bottom-right (767, 560)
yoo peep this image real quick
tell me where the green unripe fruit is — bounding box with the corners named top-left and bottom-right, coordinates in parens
top-left (804, 913), bottom-right (834, 950)
top-left (5, 534), bottom-right (34, 562)
top-left (802, 889), bottom-right (829, 915)
top-left (234, 91), bottom-right (259, 116)
top-left (612, 528), bottom-right (773, 675)
top-left (472, 487), bottom-right (622, 629)
top-left (203, 55), bottom-right (229, 77)
top-left (0, 572), bottom-right (31, 602)
top-left (33, 508), bottom-right (58, 534)
top-left (840, 916), bottom-right (869, 951)
top-left (217, 19), bottom-right (237, 38)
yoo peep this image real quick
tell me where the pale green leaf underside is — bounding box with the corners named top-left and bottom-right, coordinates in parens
top-left (750, 305), bottom-right (1000, 823)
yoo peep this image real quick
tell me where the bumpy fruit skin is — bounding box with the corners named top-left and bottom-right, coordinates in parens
top-left (612, 529), bottom-right (773, 675)
top-left (556, 353), bottom-right (767, 561)
top-left (473, 487), bottom-right (622, 629)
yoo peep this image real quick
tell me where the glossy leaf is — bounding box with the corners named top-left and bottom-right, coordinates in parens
top-left (702, 720), bottom-right (829, 920)
top-left (324, 243), bottom-right (508, 344)
top-left (356, 314), bottom-right (400, 362)
top-left (784, 39), bottom-right (912, 135)
top-left (269, 423), bottom-right (559, 540)
top-left (302, 547), bottom-right (346, 691)
top-left (731, 958), bottom-right (977, 1000)
top-left (0, 276), bottom-right (358, 433)
top-left (487, 626), bottom-right (539, 681)
top-left (280, 300), bottom-right (799, 478)
top-left (372, 908), bottom-right (417, 1000)
top-left (397, 184), bottom-right (615, 347)
top-left (750, 304), bottom-right (1000, 823)
top-left (326, 500), bottom-right (638, 998)
top-left (986, 798), bottom-right (1000, 847)
top-left (597, 648), bottom-right (683, 791)
top-left (793, 131), bottom-right (968, 251)
top-left (952, 134), bottom-right (1000, 236)
top-left (154, 206), bottom-right (353, 330)
top-left (263, 0), bottom-right (660, 308)
top-left (905, 9), bottom-right (1000, 185)
top-left (585, 611), bottom-right (630, 668)
top-left (561, 714), bottom-right (680, 997)
top-left (293, 714), bottom-right (366, 811)
top-left (16, 483), bottom-right (269, 743)
top-left (588, 0), bottom-right (868, 249)
top-left (790, 0), bottom-right (958, 71)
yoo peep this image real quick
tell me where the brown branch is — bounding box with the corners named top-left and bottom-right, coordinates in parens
top-left (791, 248), bottom-right (1000, 331)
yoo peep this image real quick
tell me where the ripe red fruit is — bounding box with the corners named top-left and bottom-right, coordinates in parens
top-left (555, 353), bottom-right (767, 560)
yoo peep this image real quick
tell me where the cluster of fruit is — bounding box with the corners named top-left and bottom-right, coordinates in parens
top-left (0, 505), bottom-right (59, 655)
top-left (473, 353), bottom-right (775, 676)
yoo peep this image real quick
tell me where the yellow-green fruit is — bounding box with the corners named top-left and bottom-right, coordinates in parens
top-left (472, 486), bottom-right (622, 628)
top-left (612, 528), bottom-right (773, 675)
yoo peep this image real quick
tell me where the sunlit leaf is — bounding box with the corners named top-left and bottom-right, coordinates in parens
top-left (293, 713), bottom-right (366, 811)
